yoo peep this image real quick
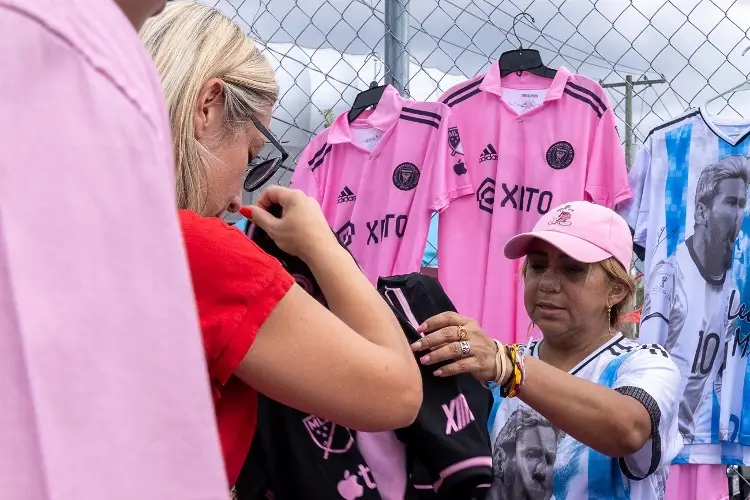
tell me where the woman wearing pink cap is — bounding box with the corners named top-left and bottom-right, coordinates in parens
top-left (412, 201), bottom-right (682, 500)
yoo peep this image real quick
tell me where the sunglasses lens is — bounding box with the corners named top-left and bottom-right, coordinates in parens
top-left (244, 158), bottom-right (282, 192)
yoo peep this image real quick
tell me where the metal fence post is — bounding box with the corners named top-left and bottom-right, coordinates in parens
top-left (384, 0), bottom-right (409, 96)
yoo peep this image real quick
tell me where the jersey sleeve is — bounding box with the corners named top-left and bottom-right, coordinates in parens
top-left (617, 143), bottom-right (653, 261)
top-left (179, 210), bottom-right (295, 388)
top-left (427, 110), bottom-right (474, 213)
top-left (585, 99), bottom-right (632, 209)
top-left (613, 346), bottom-right (682, 480)
top-left (639, 258), bottom-right (686, 349)
top-left (289, 143), bottom-right (321, 202)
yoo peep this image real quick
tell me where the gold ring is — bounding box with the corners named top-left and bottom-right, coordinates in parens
top-left (457, 325), bottom-right (468, 341)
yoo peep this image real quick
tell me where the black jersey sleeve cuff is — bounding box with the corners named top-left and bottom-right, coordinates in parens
top-left (614, 385), bottom-right (662, 481)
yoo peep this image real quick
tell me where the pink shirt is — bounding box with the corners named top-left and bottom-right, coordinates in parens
top-left (438, 64), bottom-right (631, 343)
top-left (0, 1), bottom-right (227, 498)
top-left (291, 85), bottom-right (473, 284)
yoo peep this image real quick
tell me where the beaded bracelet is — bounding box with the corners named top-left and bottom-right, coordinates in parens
top-left (500, 344), bottom-right (528, 399)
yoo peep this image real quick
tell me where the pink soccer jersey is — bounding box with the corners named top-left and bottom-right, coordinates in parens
top-left (291, 85), bottom-right (473, 284)
top-left (0, 1), bottom-right (227, 499)
top-left (437, 63), bottom-right (631, 343)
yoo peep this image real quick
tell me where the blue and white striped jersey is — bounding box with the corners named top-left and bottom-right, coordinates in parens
top-left (619, 107), bottom-right (750, 465)
top-left (487, 334), bottom-right (682, 500)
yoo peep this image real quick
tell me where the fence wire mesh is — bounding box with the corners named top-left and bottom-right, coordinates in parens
top-left (207, 0), bottom-right (750, 322)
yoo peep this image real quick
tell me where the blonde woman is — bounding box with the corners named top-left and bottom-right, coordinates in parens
top-left (412, 201), bottom-right (682, 500)
top-left (140, 2), bottom-right (422, 488)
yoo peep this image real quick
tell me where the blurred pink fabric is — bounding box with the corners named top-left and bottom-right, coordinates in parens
top-left (0, 1), bottom-right (227, 498)
top-left (665, 464), bottom-right (729, 500)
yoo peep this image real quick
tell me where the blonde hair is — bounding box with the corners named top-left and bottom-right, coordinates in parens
top-left (520, 256), bottom-right (636, 329)
top-left (140, 2), bottom-right (279, 212)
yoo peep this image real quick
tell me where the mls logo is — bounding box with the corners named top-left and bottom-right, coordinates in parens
top-left (448, 126), bottom-right (463, 156)
top-left (302, 415), bottom-right (354, 459)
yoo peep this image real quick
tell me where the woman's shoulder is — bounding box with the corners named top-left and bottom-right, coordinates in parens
top-left (613, 335), bottom-right (681, 389)
top-left (619, 336), bottom-right (674, 366)
top-left (179, 209), bottom-right (245, 241)
top-left (177, 209), bottom-right (286, 275)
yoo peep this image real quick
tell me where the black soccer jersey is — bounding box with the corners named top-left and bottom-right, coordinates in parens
top-left (236, 213), bottom-right (492, 499)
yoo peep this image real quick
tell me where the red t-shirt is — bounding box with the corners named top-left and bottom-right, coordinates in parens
top-left (179, 209), bottom-right (294, 485)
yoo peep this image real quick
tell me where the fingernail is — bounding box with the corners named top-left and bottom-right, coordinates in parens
top-left (420, 355), bottom-right (430, 364)
top-left (239, 206), bottom-right (252, 219)
top-left (417, 322), bottom-right (426, 333)
top-left (410, 341), bottom-right (422, 351)
top-left (433, 369), bottom-right (443, 376)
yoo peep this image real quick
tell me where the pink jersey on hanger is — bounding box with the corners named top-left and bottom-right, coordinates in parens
top-left (291, 85), bottom-right (473, 284)
top-left (437, 63), bottom-right (631, 343)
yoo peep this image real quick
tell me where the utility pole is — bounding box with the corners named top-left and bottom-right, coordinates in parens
top-left (384, 0), bottom-right (409, 96)
top-left (601, 75), bottom-right (666, 169)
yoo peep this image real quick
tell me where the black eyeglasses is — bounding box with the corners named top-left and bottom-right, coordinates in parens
top-left (244, 114), bottom-right (289, 193)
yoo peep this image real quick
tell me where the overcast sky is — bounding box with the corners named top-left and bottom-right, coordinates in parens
top-left (204, 0), bottom-right (750, 153)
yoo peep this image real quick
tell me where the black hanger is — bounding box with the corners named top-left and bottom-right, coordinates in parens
top-left (347, 84), bottom-right (387, 123)
top-left (499, 12), bottom-right (557, 79)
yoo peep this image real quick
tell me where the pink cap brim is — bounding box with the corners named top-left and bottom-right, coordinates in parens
top-left (504, 231), bottom-right (612, 264)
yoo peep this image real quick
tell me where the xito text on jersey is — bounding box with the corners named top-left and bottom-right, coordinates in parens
top-left (477, 177), bottom-right (553, 215)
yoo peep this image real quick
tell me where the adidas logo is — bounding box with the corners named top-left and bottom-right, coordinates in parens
top-left (479, 144), bottom-right (498, 163)
top-left (337, 186), bottom-right (357, 204)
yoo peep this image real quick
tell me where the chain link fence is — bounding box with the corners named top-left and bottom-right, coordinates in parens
top-left (207, 0), bottom-right (750, 318)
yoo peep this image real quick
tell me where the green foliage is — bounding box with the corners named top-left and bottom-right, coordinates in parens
top-left (320, 108), bottom-right (335, 127)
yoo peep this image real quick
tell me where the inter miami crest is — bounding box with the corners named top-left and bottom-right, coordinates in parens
top-left (546, 141), bottom-right (575, 170)
top-left (448, 126), bottom-right (463, 156)
top-left (393, 162), bottom-right (420, 191)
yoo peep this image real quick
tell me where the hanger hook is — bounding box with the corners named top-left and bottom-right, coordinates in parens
top-left (363, 52), bottom-right (383, 88)
top-left (743, 45), bottom-right (750, 57)
top-left (511, 12), bottom-right (535, 50)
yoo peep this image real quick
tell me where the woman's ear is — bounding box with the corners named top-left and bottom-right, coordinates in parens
top-left (608, 281), bottom-right (628, 309)
top-left (194, 78), bottom-right (224, 140)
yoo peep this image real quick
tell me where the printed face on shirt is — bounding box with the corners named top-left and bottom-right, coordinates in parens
top-left (492, 406), bottom-right (557, 500)
top-left (523, 240), bottom-right (619, 339)
top-left (515, 426), bottom-right (556, 498)
top-left (195, 79), bottom-right (270, 217)
top-left (699, 178), bottom-right (748, 271)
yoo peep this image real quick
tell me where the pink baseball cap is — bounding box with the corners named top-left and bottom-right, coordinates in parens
top-left (503, 201), bottom-right (633, 271)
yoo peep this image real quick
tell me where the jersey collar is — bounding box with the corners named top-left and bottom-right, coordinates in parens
top-left (532, 332), bottom-right (626, 376)
top-left (328, 85), bottom-right (404, 144)
top-left (480, 61), bottom-right (571, 102)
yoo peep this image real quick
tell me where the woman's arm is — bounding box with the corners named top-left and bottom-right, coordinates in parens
top-left (411, 312), bottom-right (679, 458)
top-left (515, 357), bottom-right (652, 457)
top-left (233, 186), bottom-right (422, 431)
top-left (236, 241), bottom-right (422, 431)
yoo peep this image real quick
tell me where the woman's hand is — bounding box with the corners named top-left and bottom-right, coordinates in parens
top-left (241, 185), bottom-right (338, 263)
top-left (410, 311), bottom-right (501, 383)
